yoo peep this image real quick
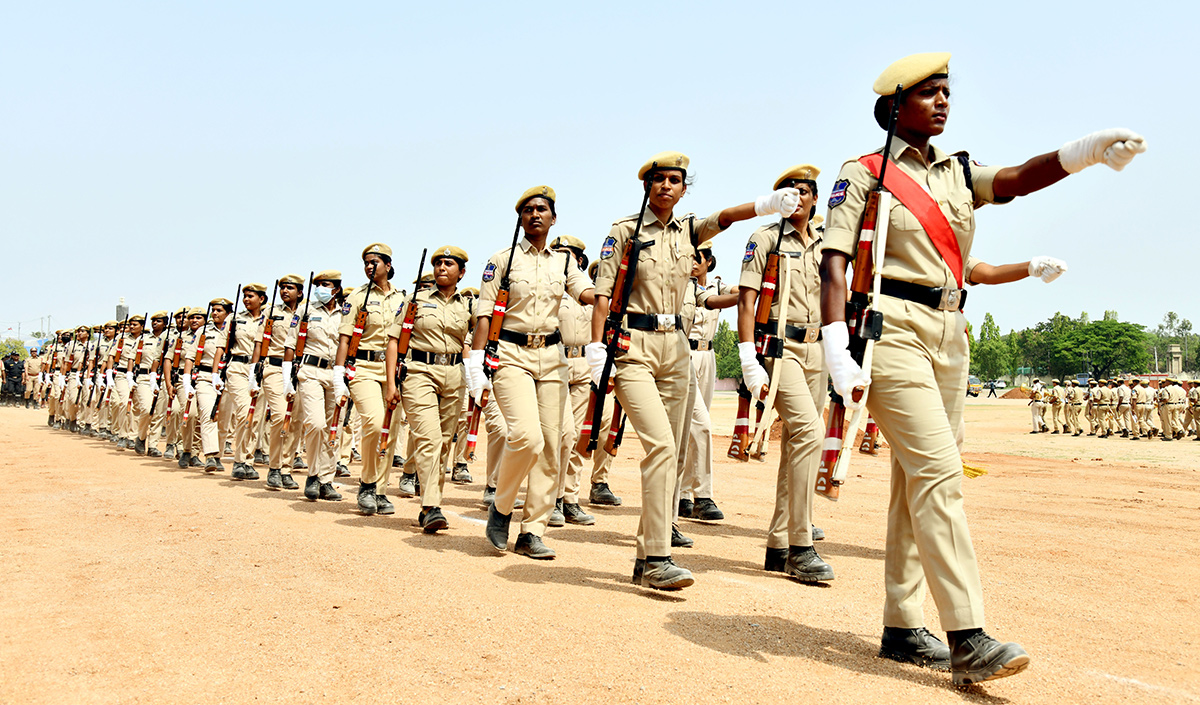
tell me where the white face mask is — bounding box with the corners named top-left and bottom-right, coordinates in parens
top-left (312, 285), bottom-right (334, 304)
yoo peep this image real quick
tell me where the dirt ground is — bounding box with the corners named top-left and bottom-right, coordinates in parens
top-left (2, 396), bottom-right (1198, 704)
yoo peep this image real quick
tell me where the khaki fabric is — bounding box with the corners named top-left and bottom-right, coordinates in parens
top-left (297, 365), bottom-right (337, 483)
top-left (402, 364), bottom-right (465, 508)
top-left (453, 390), bottom-right (470, 465)
top-left (261, 365), bottom-right (300, 470)
top-left (339, 283), bottom-right (407, 382)
top-left (681, 278), bottom-right (730, 502)
top-left (483, 392), bottom-right (506, 488)
top-left (478, 238), bottom-right (590, 338)
top-left (493, 360), bottom-right (567, 537)
top-left (739, 221), bottom-right (823, 325)
top-left (349, 372), bottom-right (402, 489)
top-left (763, 339), bottom-right (826, 548)
top-left (225, 360), bottom-right (254, 462)
top-left (557, 355), bottom-right (591, 503)
top-left (388, 289), bottom-right (471, 354)
top-left (266, 302), bottom-right (302, 359)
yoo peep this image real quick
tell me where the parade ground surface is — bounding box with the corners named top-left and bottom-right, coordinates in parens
top-left (2, 397), bottom-right (1197, 705)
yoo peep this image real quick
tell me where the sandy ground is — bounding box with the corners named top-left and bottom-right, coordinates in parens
top-left (2, 396), bottom-right (1198, 704)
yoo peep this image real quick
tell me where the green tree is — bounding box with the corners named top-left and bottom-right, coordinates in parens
top-left (713, 319), bottom-right (741, 379)
top-left (0, 338), bottom-right (29, 360)
top-left (1061, 319), bottom-right (1150, 379)
top-left (1103, 310), bottom-right (1119, 321)
top-left (971, 313), bottom-right (1010, 381)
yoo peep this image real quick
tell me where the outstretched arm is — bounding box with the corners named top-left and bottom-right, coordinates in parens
top-left (994, 128), bottom-right (1146, 199)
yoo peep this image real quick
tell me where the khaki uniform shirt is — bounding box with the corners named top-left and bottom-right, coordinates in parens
top-left (267, 302), bottom-right (304, 358)
top-left (95, 336), bottom-right (116, 372)
top-left (389, 289), bottom-right (472, 355)
top-left (690, 278), bottom-right (732, 342)
top-left (186, 323), bottom-right (228, 368)
top-left (558, 293), bottom-right (593, 351)
top-left (478, 237), bottom-right (591, 335)
top-left (1116, 384), bottom-right (1132, 405)
top-left (339, 284), bottom-right (407, 353)
top-left (1050, 386), bottom-right (1065, 405)
top-left (594, 209), bottom-right (722, 318)
top-left (1169, 385), bottom-right (1187, 405)
top-left (228, 310), bottom-right (265, 358)
top-left (824, 137), bottom-right (1009, 289)
top-left (295, 300), bottom-right (342, 362)
top-left (65, 339), bottom-right (87, 371)
top-left (740, 220), bottom-right (823, 327)
top-left (24, 355), bottom-right (40, 383)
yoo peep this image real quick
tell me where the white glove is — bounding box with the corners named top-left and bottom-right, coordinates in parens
top-left (466, 349), bottom-right (492, 404)
top-left (105, 369), bottom-right (114, 387)
top-left (39, 372), bottom-right (47, 385)
top-left (70, 371), bottom-right (80, 383)
top-left (83, 375), bottom-right (93, 389)
top-left (54, 372), bottom-right (64, 388)
top-left (821, 322), bottom-right (872, 410)
top-left (281, 361), bottom-right (294, 395)
top-left (585, 342), bottom-right (608, 386)
top-left (183, 376), bottom-right (194, 398)
top-left (1058, 128), bottom-right (1147, 174)
top-left (737, 342), bottom-right (770, 396)
top-left (124, 371), bottom-right (135, 386)
top-left (1028, 255), bottom-right (1068, 283)
top-left (754, 187), bottom-right (801, 217)
top-left (249, 374), bottom-right (260, 394)
top-left (148, 371), bottom-right (159, 386)
top-left (211, 371), bottom-right (224, 393)
top-left (332, 365), bottom-right (348, 402)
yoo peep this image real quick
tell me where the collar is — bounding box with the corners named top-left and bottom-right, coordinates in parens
top-left (519, 236), bottom-right (554, 255)
top-left (887, 136), bottom-right (952, 167)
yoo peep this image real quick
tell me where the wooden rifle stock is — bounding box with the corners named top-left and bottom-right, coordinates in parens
top-left (283, 275), bottom-right (313, 434)
top-left (381, 253), bottom-right (426, 453)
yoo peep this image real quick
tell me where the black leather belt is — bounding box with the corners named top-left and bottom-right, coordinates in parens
top-left (409, 350), bottom-right (463, 365)
top-left (689, 339), bottom-right (713, 351)
top-left (880, 278), bottom-right (967, 312)
top-left (764, 320), bottom-right (822, 344)
top-left (563, 345), bottom-right (585, 358)
top-left (301, 354), bottom-right (332, 369)
top-left (267, 356), bottom-right (284, 367)
top-left (137, 367), bottom-right (151, 375)
top-left (354, 349), bottom-right (387, 362)
top-left (228, 354), bottom-right (250, 364)
top-left (498, 330), bottom-right (561, 348)
top-left (197, 364), bottom-right (214, 373)
top-left (625, 313), bottom-right (682, 332)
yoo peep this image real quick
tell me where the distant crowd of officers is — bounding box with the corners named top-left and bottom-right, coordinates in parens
top-left (1027, 377), bottom-right (1199, 440)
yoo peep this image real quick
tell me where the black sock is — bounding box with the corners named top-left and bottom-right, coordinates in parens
top-left (646, 555), bottom-right (669, 563)
top-left (947, 628), bottom-right (982, 644)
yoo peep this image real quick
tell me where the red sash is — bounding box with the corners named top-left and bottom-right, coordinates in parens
top-left (858, 154), bottom-right (963, 288)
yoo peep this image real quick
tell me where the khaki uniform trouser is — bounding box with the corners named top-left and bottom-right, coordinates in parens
top-left (614, 328), bottom-right (691, 559)
top-left (1069, 404), bottom-right (1083, 433)
top-left (297, 365), bottom-right (337, 484)
top-left (1170, 405), bottom-right (1186, 435)
top-left (337, 404), bottom-right (359, 466)
top-left (347, 360), bottom-right (402, 490)
top-left (1118, 404), bottom-right (1132, 433)
top-left (224, 362), bottom-right (255, 464)
top-left (194, 378), bottom-right (220, 456)
top-left (453, 389), bottom-right (471, 465)
top-left (493, 351), bottom-right (567, 537)
top-left (262, 365), bottom-right (300, 470)
top-left (763, 339), bottom-right (825, 549)
top-left (63, 375), bottom-right (83, 421)
top-left (557, 357), bottom-right (591, 504)
top-left (483, 392), bottom-right (506, 488)
top-left (1030, 401), bottom-right (1044, 431)
top-left (112, 374), bottom-right (133, 440)
top-left (681, 349), bottom-right (717, 502)
top-left (139, 381), bottom-right (169, 448)
top-left (402, 363), bottom-right (464, 508)
top-left (867, 298), bottom-right (983, 632)
top-left (177, 382), bottom-right (199, 454)
top-left (1048, 402), bottom-right (1062, 431)
top-left (670, 369), bottom-right (698, 521)
top-left (131, 375), bottom-right (156, 442)
top-left (252, 390), bottom-right (270, 453)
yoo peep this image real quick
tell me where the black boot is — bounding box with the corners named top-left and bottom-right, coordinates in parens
top-left (784, 545), bottom-right (834, 583)
top-left (948, 630), bottom-right (1030, 686)
top-left (357, 482), bottom-right (377, 515)
top-left (879, 627), bottom-right (950, 671)
top-left (764, 547), bottom-right (788, 573)
top-left (486, 504), bottom-right (511, 551)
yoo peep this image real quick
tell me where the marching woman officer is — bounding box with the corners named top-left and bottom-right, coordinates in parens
top-left (386, 246), bottom-right (473, 532)
top-left (468, 186), bottom-right (595, 559)
top-left (335, 244), bottom-right (407, 516)
top-left (587, 151), bottom-right (802, 590)
top-left (819, 52), bottom-right (1145, 684)
top-left (288, 270), bottom-right (345, 501)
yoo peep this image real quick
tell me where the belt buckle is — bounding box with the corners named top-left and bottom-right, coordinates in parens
top-left (568, 346), bottom-right (579, 357)
top-left (937, 287), bottom-right (961, 311)
top-left (527, 334), bottom-right (546, 349)
top-left (434, 353), bottom-right (450, 365)
top-left (655, 314), bottom-right (675, 332)
top-left (803, 327), bottom-right (820, 344)
top-left (697, 340), bottom-right (710, 351)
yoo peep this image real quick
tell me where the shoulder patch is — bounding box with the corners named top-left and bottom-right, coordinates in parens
top-left (340, 301), bottom-right (351, 315)
top-left (290, 314), bottom-right (299, 328)
top-left (482, 262), bottom-right (496, 282)
top-left (600, 236), bottom-right (617, 260)
top-left (743, 242), bottom-right (757, 263)
top-left (828, 179), bottom-right (849, 208)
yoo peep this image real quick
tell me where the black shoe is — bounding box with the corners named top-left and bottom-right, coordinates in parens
top-left (451, 463), bottom-right (472, 484)
top-left (392, 454), bottom-right (404, 468)
top-left (482, 486), bottom-right (496, 506)
top-left (164, 444), bottom-right (176, 460)
top-left (397, 473), bottom-right (418, 498)
top-left (949, 630), bottom-right (1030, 686)
top-left (304, 475), bottom-right (320, 500)
top-left (224, 441), bottom-right (233, 456)
top-left (1050, 430), bottom-right (1059, 435)
top-left (671, 524), bottom-right (694, 548)
top-left (678, 498), bottom-right (694, 519)
top-left (350, 448), bottom-right (361, 462)
top-left (563, 502), bottom-right (595, 525)
top-left (879, 627), bottom-right (951, 671)
top-left (420, 507), bottom-right (449, 533)
top-left (204, 456), bottom-right (225, 473)
top-left (134, 438), bottom-right (146, 455)
top-left (514, 532), bottom-right (555, 559)
top-left (319, 483), bottom-right (342, 501)
top-left (375, 494), bottom-right (395, 515)
top-left (292, 455), bottom-right (307, 470)
top-left (548, 498), bottom-right (565, 527)
top-left (148, 448), bottom-right (162, 458)
top-left (189, 454), bottom-right (203, 468)
top-left (589, 482), bottom-right (622, 506)
top-left (243, 466), bottom-right (260, 480)
top-left (266, 469), bottom-right (283, 490)
top-left (335, 463), bottom-right (351, 478)
top-left (357, 482), bottom-right (377, 515)
top-left (764, 547), bottom-right (788, 572)
top-left (691, 498), bottom-right (724, 521)
top-left (812, 524), bottom-right (825, 541)
top-left (177, 452), bottom-right (191, 469)
top-left (785, 545), bottom-right (834, 583)
top-left (486, 504), bottom-right (511, 551)
top-left (632, 558), bottom-right (645, 584)
top-left (280, 472), bottom-right (299, 490)
top-left (639, 557), bottom-right (694, 590)
top-left (254, 450), bottom-right (268, 465)
top-left (231, 463), bottom-right (247, 480)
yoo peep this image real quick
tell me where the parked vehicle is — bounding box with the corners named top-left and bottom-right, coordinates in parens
top-left (967, 375), bottom-right (982, 397)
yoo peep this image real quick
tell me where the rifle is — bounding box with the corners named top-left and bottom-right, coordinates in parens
top-left (247, 280), bottom-right (279, 426)
top-left (330, 274), bottom-right (373, 445)
top-left (73, 330), bottom-right (93, 408)
top-left (150, 314), bottom-right (174, 416)
top-left (210, 286), bottom-right (241, 420)
top-left (184, 303), bottom-right (214, 425)
top-left (380, 250), bottom-right (427, 453)
top-left (283, 274), bottom-right (313, 434)
top-left (814, 84), bottom-right (901, 502)
top-left (103, 313), bottom-right (131, 405)
top-left (467, 222), bottom-right (523, 450)
top-left (84, 331), bottom-right (104, 407)
top-left (577, 169), bottom-right (656, 457)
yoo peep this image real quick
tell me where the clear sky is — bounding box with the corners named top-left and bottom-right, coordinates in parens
top-left (1, 1), bottom-right (1191, 343)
